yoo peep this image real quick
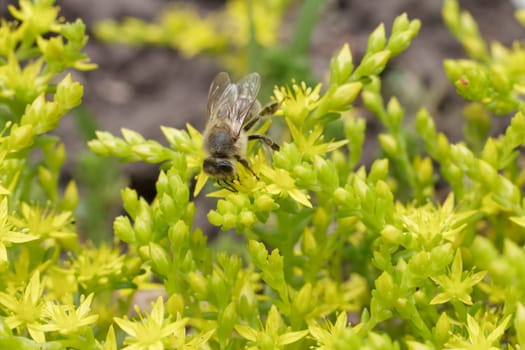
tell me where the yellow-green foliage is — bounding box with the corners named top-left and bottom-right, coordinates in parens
top-left (2, 0), bottom-right (525, 349)
top-left (93, 0), bottom-right (323, 91)
top-left (94, 0), bottom-right (291, 75)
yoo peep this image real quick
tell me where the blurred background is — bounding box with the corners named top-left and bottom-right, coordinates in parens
top-left (1, 0), bottom-right (522, 242)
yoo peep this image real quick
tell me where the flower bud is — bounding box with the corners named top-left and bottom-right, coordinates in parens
top-left (293, 164), bottom-right (314, 184)
top-left (429, 244), bottom-right (454, 274)
top-left (210, 272), bottom-right (227, 301)
top-left (415, 108), bottom-right (436, 138)
top-left (434, 312), bottom-right (451, 345)
top-left (490, 64), bottom-right (510, 92)
top-left (497, 177), bottom-right (520, 206)
top-left (380, 225), bottom-right (402, 244)
top-left (379, 134), bottom-right (398, 155)
top-left (8, 124), bottom-right (33, 150)
top-left (409, 252), bottom-right (431, 276)
top-left (293, 283), bottom-right (313, 315)
top-left (239, 211), bottom-right (255, 228)
top-left (121, 128), bottom-right (145, 144)
top-left (388, 30), bottom-right (419, 57)
top-left (55, 74), bottom-right (83, 110)
top-left (62, 180), bottom-right (79, 210)
top-left (121, 188), bottom-right (139, 218)
top-left (329, 82), bottom-right (362, 110)
top-left (254, 194), bottom-right (274, 212)
top-left (392, 13), bottom-right (410, 33)
top-left (61, 19), bottom-right (86, 42)
top-left (301, 228), bottom-right (317, 256)
top-left (113, 215), bottom-right (135, 243)
top-left (436, 134), bottom-right (450, 158)
top-left (39, 36), bottom-right (64, 63)
top-left (375, 271), bottom-right (395, 306)
top-left (375, 180), bottom-right (392, 203)
top-left (218, 302), bottom-right (237, 341)
top-left (369, 159), bottom-right (389, 182)
top-left (38, 166), bottom-right (54, 193)
top-left (333, 187), bottom-right (349, 205)
top-left (478, 160), bottom-right (497, 186)
top-left (149, 242), bottom-right (171, 276)
top-left (355, 50), bottom-right (391, 78)
top-left (187, 271), bottom-right (208, 296)
top-left (238, 292), bottom-right (256, 320)
top-left (166, 293), bottom-right (184, 315)
top-left (386, 97), bottom-right (403, 128)
top-left (217, 199), bottom-right (236, 214)
top-left (248, 240), bottom-right (268, 266)
top-left (515, 303), bottom-right (525, 346)
top-left (230, 193), bottom-right (250, 209)
top-left (207, 210), bottom-right (223, 227)
top-left (352, 176), bottom-right (368, 200)
top-left (159, 194), bottom-right (176, 219)
top-left (222, 213), bottom-right (237, 230)
top-left (169, 220), bottom-right (189, 247)
top-left (367, 24), bottom-right (386, 53)
top-left (134, 211), bottom-right (152, 244)
top-left (414, 157), bottom-right (433, 184)
top-left (330, 43), bottom-right (354, 84)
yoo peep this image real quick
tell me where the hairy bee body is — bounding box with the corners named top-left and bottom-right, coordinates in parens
top-left (203, 122), bottom-right (246, 158)
top-left (202, 72), bottom-right (277, 184)
top-left (202, 122), bottom-right (247, 179)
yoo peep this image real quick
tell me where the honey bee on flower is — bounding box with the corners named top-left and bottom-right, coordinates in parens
top-left (202, 72), bottom-right (280, 191)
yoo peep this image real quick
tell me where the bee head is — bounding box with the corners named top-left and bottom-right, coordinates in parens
top-left (203, 157), bottom-right (236, 179)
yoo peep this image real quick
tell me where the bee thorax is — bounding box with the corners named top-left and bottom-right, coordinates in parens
top-left (208, 131), bottom-right (232, 154)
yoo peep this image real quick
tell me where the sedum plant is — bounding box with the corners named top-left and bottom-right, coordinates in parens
top-left (2, 0), bottom-right (525, 349)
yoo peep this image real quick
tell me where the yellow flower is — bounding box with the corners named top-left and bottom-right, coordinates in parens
top-left (0, 271), bottom-right (47, 342)
top-left (430, 249), bottom-right (486, 306)
top-left (45, 266), bottom-right (77, 303)
top-left (398, 194), bottom-right (476, 250)
top-left (9, 202), bottom-right (76, 242)
top-left (161, 6), bottom-right (228, 57)
top-left (114, 296), bottom-right (211, 350)
top-left (274, 81), bottom-right (322, 123)
top-left (68, 244), bottom-right (125, 291)
top-left (287, 121), bottom-right (348, 160)
top-left (0, 198), bottom-right (37, 262)
top-left (309, 312), bottom-right (361, 349)
top-left (102, 325), bottom-right (117, 350)
top-left (235, 305), bottom-right (308, 350)
top-left (225, 0), bottom-right (289, 47)
top-left (42, 293), bottom-right (99, 335)
top-left (445, 313), bottom-right (511, 350)
top-left (261, 164), bottom-right (312, 208)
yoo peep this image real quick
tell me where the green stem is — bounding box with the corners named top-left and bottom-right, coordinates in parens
top-left (290, 0), bottom-right (325, 55)
top-left (246, 0), bottom-right (260, 73)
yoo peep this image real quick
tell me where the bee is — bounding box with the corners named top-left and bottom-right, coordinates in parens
top-left (202, 72), bottom-right (279, 190)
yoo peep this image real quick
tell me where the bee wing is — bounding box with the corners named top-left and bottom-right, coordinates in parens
top-left (206, 72), bottom-right (261, 139)
top-left (206, 72), bottom-right (231, 123)
top-left (230, 72), bottom-right (261, 137)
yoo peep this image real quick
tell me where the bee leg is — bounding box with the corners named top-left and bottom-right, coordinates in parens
top-left (243, 101), bottom-right (281, 131)
top-left (218, 179), bottom-right (237, 192)
top-left (259, 100), bottom-right (280, 116)
top-left (234, 155), bottom-right (259, 180)
top-left (248, 134), bottom-right (280, 151)
top-left (243, 114), bottom-right (261, 132)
